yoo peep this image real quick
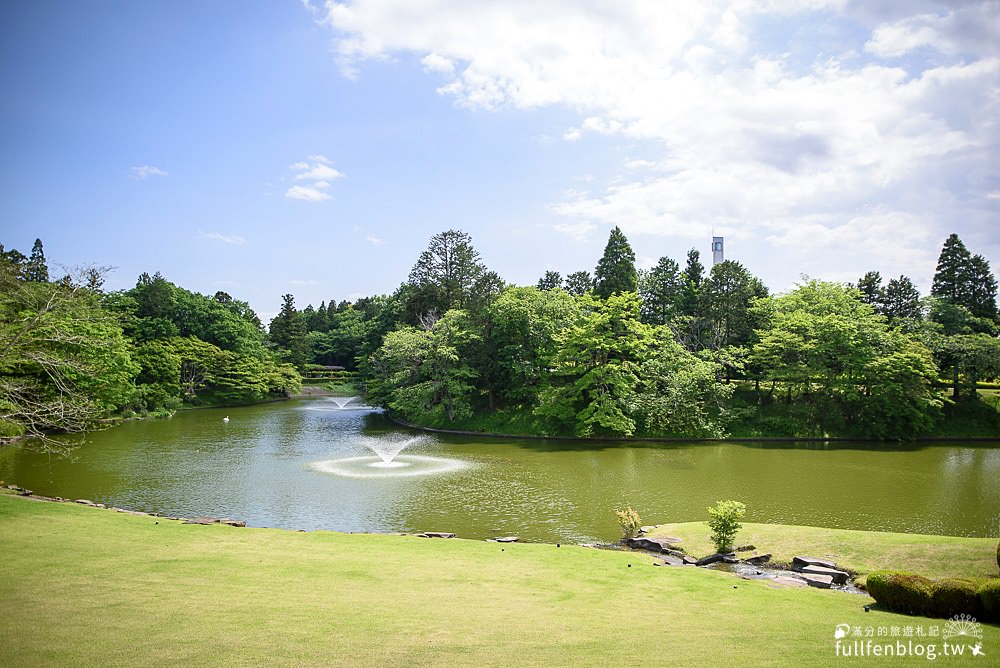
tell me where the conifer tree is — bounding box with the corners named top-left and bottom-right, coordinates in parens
top-left (25, 238), bottom-right (49, 282)
top-left (593, 227), bottom-right (637, 299)
top-left (931, 234), bottom-right (973, 306)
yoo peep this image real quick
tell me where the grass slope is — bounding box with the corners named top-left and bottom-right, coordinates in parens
top-left (2, 496), bottom-right (997, 666)
top-left (649, 522), bottom-right (999, 584)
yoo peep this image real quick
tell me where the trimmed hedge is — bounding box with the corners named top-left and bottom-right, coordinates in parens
top-left (867, 570), bottom-right (999, 621)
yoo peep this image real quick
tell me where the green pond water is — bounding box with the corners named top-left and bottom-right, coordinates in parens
top-left (1, 398), bottom-right (998, 543)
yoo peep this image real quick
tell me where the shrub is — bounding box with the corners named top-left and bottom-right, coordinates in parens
top-left (614, 506), bottom-right (642, 540)
top-left (706, 500), bottom-right (746, 553)
top-left (866, 571), bottom-right (933, 616)
top-left (980, 580), bottom-right (1000, 622)
top-left (996, 540), bottom-right (999, 573)
top-left (931, 579), bottom-right (983, 619)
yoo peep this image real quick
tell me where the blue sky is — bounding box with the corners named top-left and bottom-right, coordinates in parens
top-left (2, 1), bottom-right (997, 320)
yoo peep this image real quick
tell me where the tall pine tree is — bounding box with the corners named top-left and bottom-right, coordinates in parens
top-left (593, 227), bottom-right (637, 299)
top-left (931, 234), bottom-right (973, 306)
top-left (25, 238), bottom-right (49, 282)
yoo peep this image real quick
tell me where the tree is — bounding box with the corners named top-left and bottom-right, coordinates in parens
top-left (536, 271), bottom-right (562, 291)
top-left (368, 310), bottom-right (479, 423)
top-left (638, 256), bottom-right (683, 325)
top-left (535, 292), bottom-right (651, 436)
top-left (268, 294), bottom-right (308, 367)
top-left (881, 276), bottom-right (922, 321)
top-left (0, 261), bottom-right (138, 443)
top-left (700, 260), bottom-right (768, 349)
top-left (564, 270), bottom-right (593, 297)
top-left (750, 281), bottom-right (940, 438)
top-left (967, 254), bottom-right (998, 321)
top-left (24, 238), bottom-right (49, 283)
top-left (633, 329), bottom-right (734, 437)
top-left (405, 229), bottom-right (486, 318)
top-left (485, 286), bottom-right (581, 406)
top-left (707, 500), bottom-right (746, 553)
top-left (678, 248), bottom-right (705, 317)
top-left (593, 227), bottom-right (637, 300)
top-left (931, 234), bottom-right (973, 306)
top-left (856, 271), bottom-right (883, 308)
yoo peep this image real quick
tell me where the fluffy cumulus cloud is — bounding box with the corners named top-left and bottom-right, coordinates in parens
top-left (321, 0), bottom-right (999, 284)
top-left (285, 154), bottom-right (345, 202)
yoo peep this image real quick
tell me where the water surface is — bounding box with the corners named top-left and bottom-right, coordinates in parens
top-left (1, 399), bottom-right (997, 543)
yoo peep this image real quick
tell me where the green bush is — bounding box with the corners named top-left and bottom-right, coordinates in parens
top-left (706, 500), bottom-right (746, 553)
top-left (614, 506), bottom-right (642, 540)
top-left (866, 571), bottom-right (933, 616)
top-left (931, 579), bottom-right (983, 619)
top-left (980, 580), bottom-right (1000, 622)
top-left (996, 540), bottom-right (999, 573)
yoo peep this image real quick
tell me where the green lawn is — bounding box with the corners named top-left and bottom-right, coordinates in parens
top-left (1, 495), bottom-right (997, 666)
top-left (648, 522), bottom-right (999, 585)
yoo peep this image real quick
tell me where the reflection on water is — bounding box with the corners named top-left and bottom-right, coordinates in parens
top-left (0, 398), bottom-right (997, 543)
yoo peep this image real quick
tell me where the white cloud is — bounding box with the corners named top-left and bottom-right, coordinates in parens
top-left (285, 155), bottom-right (345, 202)
top-left (322, 1), bottom-right (999, 274)
top-left (128, 165), bottom-right (168, 180)
top-left (290, 279), bottom-right (320, 285)
top-left (198, 231), bottom-right (247, 245)
top-left (366, 234), bottom-right (384, 245)
top-left (285, 185), bottom-right (333, 202)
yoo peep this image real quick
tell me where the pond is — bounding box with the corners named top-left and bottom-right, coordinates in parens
top-left (1, 398), bottom-right (998, 544)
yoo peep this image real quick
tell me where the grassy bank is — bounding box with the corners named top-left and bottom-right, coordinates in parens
top-left (647, 522), bottom-right (999, 585)
top-left (4, 494), bottom-right (996, 666)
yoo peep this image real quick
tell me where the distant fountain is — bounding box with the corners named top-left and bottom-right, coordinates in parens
top-left (330, 397), bottom-right (354, 409)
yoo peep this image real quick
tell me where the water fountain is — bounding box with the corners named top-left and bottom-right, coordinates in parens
top-left (330, 397), bottom-right (354, 409)
top-left (310, 435), bottom-right (468, 479)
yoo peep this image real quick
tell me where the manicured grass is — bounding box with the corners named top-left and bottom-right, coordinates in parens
top-left (648, 522), bottom-right (999, 585)
top-left (5, 496), bottom-right (997, 666)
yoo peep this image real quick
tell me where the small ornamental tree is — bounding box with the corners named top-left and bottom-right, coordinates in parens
top-left (615, 506), bottom-right (642, 540)
top-left (707, 500), bottom-right (746, 554)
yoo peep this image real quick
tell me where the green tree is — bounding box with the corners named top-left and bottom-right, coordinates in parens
top-left (564, 270), bottom-right (593, 297)
top-left (633, 329), bottom-right (734, 437)
top-left (678, 248), bottom-right (705, 317)
top-left (485, 286), bottom-right (581, 406)
top-left (535, 293), bottom-right (651, 436)
top-left (881, 276), bottom-right (922, 321)
top-left (707, 500), bottom-right (746, 553)
top-left (536, 270), bottom-right (562, 291)
top-left (405, 229), bottom-right (486, 318)
top-left (25, 238), bottom-right (49, 283)
top-left (856, 271), bottom-right (883, 308)
top-left (967, 254), bottom-right (998, 321)
top-left (638, 256), bottom-right (683, 325)
top-left (0, 261), bottom-right (138, 441)
top-left (701, 260), bottom-right (768, 349)
top-left (368, 310), bottom-right (479, 423)
top-left (268, 294), bottom-right (308, 367)
top-left (931, 234), bottom-right (973, 306)
top-left (750, 281), bottom-right (940, 437)
top-left (593, 227), bottom-right (637, 300)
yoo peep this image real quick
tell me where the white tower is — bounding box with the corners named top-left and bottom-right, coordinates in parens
top-left (712, 236), bottom-right (724, 265)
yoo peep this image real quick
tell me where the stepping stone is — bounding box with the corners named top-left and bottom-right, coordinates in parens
top-left (183, 517), bottom-right (219, 525)
top-left (793, 555), bottom-right (837, 569)
top-left (799, 573), bottom-right (834, 589)
top-left (494, 536), bottom-right (519, 543)
top-left (220, 519), bottom-right (246, 527)
top-left (741, 553), bottom-right (772, 564)
top-left (799, 564), bottom-right (849, 584)
top-left (417, 532), bottom-right (455, 538)
top-left (695, 553), bottom-right (735, 567)
top-left (626, 536), bottom-right (683, 552)
top-left (657, 555), bottom-right (686, 566)
top-left (769, 576), bottom-right (808, 588)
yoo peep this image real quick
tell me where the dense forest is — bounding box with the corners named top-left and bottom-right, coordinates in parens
top-left (0, 240), bottom-right (299, 442)
top-left (2, 229), bottom-right (998, 443)
top-left (269, 228), bottom-right (1000, 440)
